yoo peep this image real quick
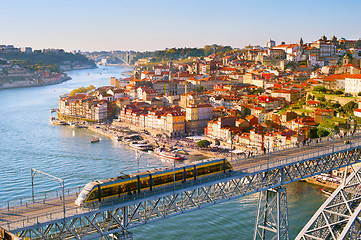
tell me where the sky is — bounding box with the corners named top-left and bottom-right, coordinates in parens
top-left (2, 0), bottom-right (361, 52)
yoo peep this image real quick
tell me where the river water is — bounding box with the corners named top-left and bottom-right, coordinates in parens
top-left (0, 65), bottom-right (328, 239)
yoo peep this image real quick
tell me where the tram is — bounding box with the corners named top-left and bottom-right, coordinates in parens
top-left (75, 158), bottom-right (233, 206)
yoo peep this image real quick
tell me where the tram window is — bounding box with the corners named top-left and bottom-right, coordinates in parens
top-left (153, 176), bottom-right (165, 186)
top-left (214, 164), bottom-right (221, 172)
top-left (175, 172), bottom-right (183, 181)
top-left (186, 169), bottom-right (193, 179)
top-left (165, 174), bottom-right (173, 183)
top-left (87, 190), bottom-right (98, 201)
top-left (102, 187), bottom-right (113, 197)
top-left (197, 167), bottom-right (205, 176)
top-left (125, 182), bottom-right (136, 192)
top-left (141, 178), bottom-right (149, 188)
top-left (118, 185), bottom-right (125, 194)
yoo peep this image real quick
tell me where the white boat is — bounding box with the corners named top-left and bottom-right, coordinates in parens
top-left (129, 141), bottom-right (154, 151)
top-left (319, 188), bottom-right (332, 196)
top-left (155, 148), bottom-right (184, 160)
top-left (123, 134), bottom-right (143, 143)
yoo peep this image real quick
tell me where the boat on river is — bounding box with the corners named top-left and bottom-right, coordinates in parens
top-left (319, 188), bottom-right (333, 196)
top-left (129, 141), bottom-right (154, 151)
top-left (155, 147), bottom-right (184, 160)
top-left (91, 137), bottom-right (100, 143)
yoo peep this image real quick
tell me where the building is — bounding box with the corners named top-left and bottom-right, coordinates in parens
top-left (345, 75), bottom-right (361, 95)
top-left (20, 47), bottom-right (32, 53)
top-left (185, 103), bottom-right (213, 134)
top-left (205, 116), bottom-right (236, 141)
top-left (314, 109), bottom-right (334, 124)
top-left (270, 89), bottom-right (300, 103)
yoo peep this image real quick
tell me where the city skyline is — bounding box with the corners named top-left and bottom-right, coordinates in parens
top-left (2, 0), bottom-right (361, 52)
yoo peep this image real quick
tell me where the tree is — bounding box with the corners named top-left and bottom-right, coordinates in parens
top-left (313, 85), bottom-right (327, 93)
top-left (310, 127), bottom-right (318, 138)
top-left (317, 95), bottom-right (326, 102)
top-left (334, 90), bottom-right (344, 95)
top-left (342, 101), bottom-right (357, 115)
top-left (317, 128), bottom-right (330, 138)
top-left (197, 140), bottom-right (211, 148)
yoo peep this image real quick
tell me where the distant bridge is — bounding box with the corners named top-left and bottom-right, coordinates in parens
top-left (1, 135), bottom-right (361, 239)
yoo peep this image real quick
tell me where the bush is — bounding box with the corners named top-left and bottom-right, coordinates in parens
top-left (197, 140), bottom-right (211, 148)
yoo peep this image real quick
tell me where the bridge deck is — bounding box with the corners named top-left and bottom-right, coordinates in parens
top-left (1, 134), bottom-right (360, 231)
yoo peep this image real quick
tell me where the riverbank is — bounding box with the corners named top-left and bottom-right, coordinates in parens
top-left (79, 121), bottom-right (217, 160)
top-left (302, 176), bottom-right (341, 190)
top-left (0, 75), bottom-right (71, 90)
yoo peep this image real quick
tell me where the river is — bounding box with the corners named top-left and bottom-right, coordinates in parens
top-left (0, 65), bottom-right (328, 239)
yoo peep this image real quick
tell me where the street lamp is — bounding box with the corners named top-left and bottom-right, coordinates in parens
top-left (267, 141), bottom-right (270, 171)
top-left (31, 169), bottom-right (66, 222)
top-left (135, 151), bottom-right (147, 173)
top-left (165, 158), bottom-right (176, 195)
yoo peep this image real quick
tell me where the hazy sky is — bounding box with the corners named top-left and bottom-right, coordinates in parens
top-left (2, 0), bottom-right (361, 52)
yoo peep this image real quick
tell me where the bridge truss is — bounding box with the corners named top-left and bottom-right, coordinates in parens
top-left (6, 146), bottom-right (361, 239)
top-left (296, 163), bottom-right (361, 239)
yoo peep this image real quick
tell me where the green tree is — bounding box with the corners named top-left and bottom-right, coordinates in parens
top-left (317, 128), bottom-right (330, 138)
top-left (313, 85), bottom-right (327, 93)
top-left (317, 95), bottom-right (326, 102)
top-left (310, 127), bottom-right (318, 138)
top-left (342, 101), bottom-right (357, 115)
top-left (197, 140), bottom-right (211, 148)
top-left (334, 90), bottom-right (344, 95)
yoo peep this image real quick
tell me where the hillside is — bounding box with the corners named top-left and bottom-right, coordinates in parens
top-left (0, 51), bottom-right (96, 72)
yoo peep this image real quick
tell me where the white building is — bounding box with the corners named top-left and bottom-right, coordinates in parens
top-left (345, 76), bottom-right (361, 95)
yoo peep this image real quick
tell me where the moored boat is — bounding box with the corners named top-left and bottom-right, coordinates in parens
top-left (155, 147), bottom-right (184, 160)
top-left (91, 137), bottom-right (100, 143)
top-left (129, 141), bottom-right (154, 151)
top-left (123, 134), bottom-right (143, 143)
top-left (49, 117), bottom-right (67, 125)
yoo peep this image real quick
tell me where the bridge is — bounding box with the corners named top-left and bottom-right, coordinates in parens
top-left (1, 134), bottom-right (361, 239)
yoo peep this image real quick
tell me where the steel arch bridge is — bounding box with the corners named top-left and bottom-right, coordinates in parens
top-left (1, 138), bottom-right (361, 239)
top-left (296, 163), bottom-right (361, 240)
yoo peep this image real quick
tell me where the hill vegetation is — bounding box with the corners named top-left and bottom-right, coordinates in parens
top-left (0, 52), bottom-right (96, 72)
top-left (132, 45), bottom-right (234, 64)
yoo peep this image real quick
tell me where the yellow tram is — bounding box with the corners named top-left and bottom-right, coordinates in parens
top-left (75, 158), bottom-right (233, 206)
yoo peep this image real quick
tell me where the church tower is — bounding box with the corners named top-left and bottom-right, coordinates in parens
top-left (343, 54), bottom-right (350, 66)
top-left (299, 37), bottom-right (304, 53)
